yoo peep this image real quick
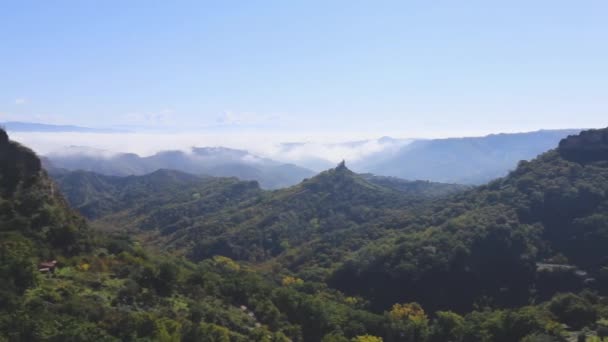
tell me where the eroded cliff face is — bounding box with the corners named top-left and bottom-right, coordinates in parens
top-left (558, 128), bottom-right (608, 163)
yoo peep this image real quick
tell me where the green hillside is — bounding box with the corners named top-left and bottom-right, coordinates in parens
top-left (55, 162), bottom-right (464, 280)
top-left (331, 128), bottom-right (608, 313)
top-left (0, 129), bottom-right (392, 341)
top-left (6, 128), bottom-right (608, 341)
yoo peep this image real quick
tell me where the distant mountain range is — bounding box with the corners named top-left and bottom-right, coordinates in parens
top-left (11, 121), bottom-right (584, 187)
top-left (44, 146), bottom-right (315, 189)
top-left (0, 121), bottom-right (124, 133)
top-left (352, 129), bottom-right (582, 184)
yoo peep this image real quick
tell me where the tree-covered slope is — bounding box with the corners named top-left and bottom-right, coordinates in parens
top-left (0, 129), bottom-right (92, 302)
top-left (0, 129), bottom-right (396, 341)
top-left (54, 162), bottom-right (469, 280)
top-left (331, 128), bottom-right (608, 313)
top-left (7, 128), bottom-right (608, 341)
top-left (360, 174), bottom-right (469, 197)
top-left (51, 168), bottom-right (259, 220)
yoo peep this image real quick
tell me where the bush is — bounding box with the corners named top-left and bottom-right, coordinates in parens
top-left (548, 293), bottom-right (597, 329)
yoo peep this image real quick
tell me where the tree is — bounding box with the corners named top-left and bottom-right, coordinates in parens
top-left (199, 323), bottom-right (230, 342)
top-left (153, 318), bottom-right (182, 342)
top-left (429, 311), bottom-right (464, 342)
top-left (386, 303), bottom-right (429, 342)
top-left (322, 333), bottom-right (349, 342)
top-left (548, 293), bottom-right (596, 330)
top-left (155, 261), bottom-right (179, 296)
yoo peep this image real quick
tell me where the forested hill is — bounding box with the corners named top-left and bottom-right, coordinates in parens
top-left (50, 168), bottom-right (262, 220)
top-left (7, 127), bottom-right (608, 341)
top-left (360, 173), bottom-right (468, 197)
top-left (0, 128), bottom-right (403, 341)
top-left (0, 128), bottom-right (92, 330)
top-left (0, 128), bottom-right (91, 263)
top-left (331, 128), bottom-right (608, 312)
top-left (53, 161), bottom-right (466, 279)
top-left (53, 128), bottom-right (608, 315)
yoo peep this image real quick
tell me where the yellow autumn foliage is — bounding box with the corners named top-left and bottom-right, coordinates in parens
top-left (389, 302), bottom-right (428, 324)
top-left (345, 296), bottom-right (359, 305)
top-left (281, 276), bottom-right (304, 286)
top-left (212, 255), bottom-right (240, 271)
top-left (351, 335), bottom-right (383, 342)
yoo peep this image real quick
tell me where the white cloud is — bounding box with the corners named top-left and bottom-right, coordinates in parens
top-left (262, 139), bottom-right (412, 170)
top-left (15, 98), bottom-right (27, 105)
top-left (8, 131), bottom-right (411, 171)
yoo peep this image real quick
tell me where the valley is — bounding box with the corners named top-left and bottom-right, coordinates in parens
top-left (3, 127), bottom-right (608, 341)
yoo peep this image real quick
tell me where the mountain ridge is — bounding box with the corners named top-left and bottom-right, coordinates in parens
top-left (6, 127), bottom-right (608, 340)
top-left (331, 127), bottom-right (608, 313)
top-left (52, 161), bottom-right (466, 279)
top-left (1, 121), bottom-right (125, 133)
top-left (354, 128), bottom-right (582, 184)
top-left (46, 146), bottom-right (315, 189)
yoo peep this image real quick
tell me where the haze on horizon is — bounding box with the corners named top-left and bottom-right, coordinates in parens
top-left (1, 1), bottom-right (607, 141)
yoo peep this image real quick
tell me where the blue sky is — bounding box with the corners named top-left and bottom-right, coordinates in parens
top-left (1, 0), bottom-right (607, 138)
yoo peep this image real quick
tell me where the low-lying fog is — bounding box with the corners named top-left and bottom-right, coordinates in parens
top-left (11, 131), bottom-right (412, 171)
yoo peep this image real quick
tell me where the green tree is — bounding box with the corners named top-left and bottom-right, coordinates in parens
top-left (322, 332), bottom-right (350, 342)
top-left (548, 293), bottom-right (597, 330)
top-left (199, 323), bottom-right (230, 342)
top-left (386, 303), bottom-right (429, 342)
top-left (429, 311), bottom-right (464, 342)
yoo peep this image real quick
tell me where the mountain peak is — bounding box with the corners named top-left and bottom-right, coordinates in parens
top-left (558, 127), bottom-right (608, 163)
top-left (0, 128), bottom-right (8, 145)
top-left (299, 160), bottom-right (388, 195)
top-left (325, 160), bottom-right (356, 178)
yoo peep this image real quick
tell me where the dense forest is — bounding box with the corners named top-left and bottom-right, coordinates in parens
top-left (3, 127), bottom-right (608, 341)
top-left (53, 162), bottom-right (468, 280)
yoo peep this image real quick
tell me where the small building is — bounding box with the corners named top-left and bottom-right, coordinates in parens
top-left (38, 260), bottom-right (58, 273)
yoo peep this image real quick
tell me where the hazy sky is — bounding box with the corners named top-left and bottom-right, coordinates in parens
top-left (1, 1), bottom-right (607, 138)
